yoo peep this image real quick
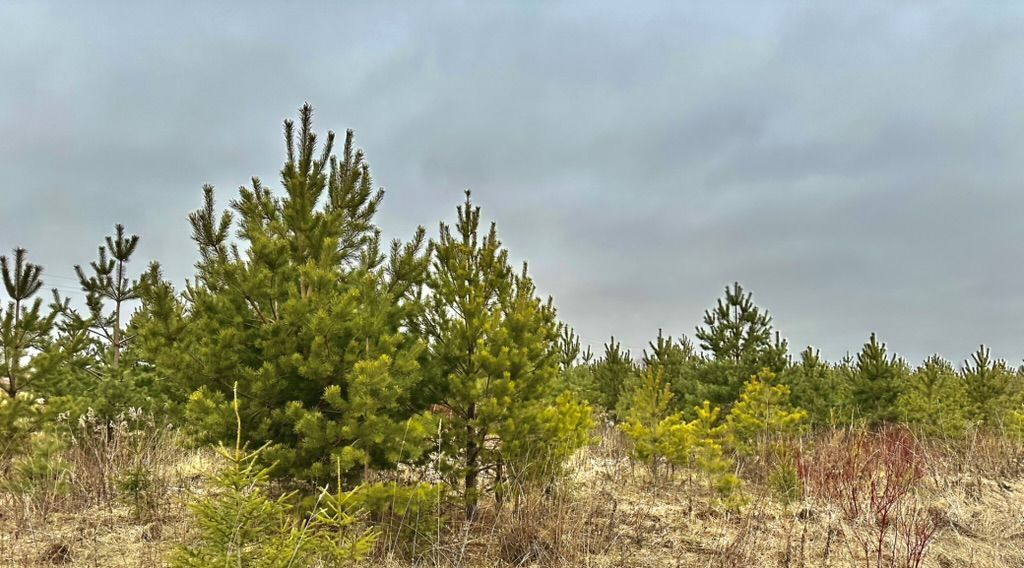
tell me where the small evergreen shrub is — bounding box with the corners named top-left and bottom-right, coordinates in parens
top-left (723, 368), bottom-right (806, 455)
top-left (1, 431), bottom-right (70, 523)
top-left (0, 391), bottom-right (47, 464)
top-left (338, 482), bottom-right (445, 557)
top-left (174, 386), bottom-right (376, 568)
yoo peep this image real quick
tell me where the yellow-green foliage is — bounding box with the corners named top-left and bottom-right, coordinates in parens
top-left (336, 482), bottom-right (444, 555)
top-left (620, 386), bottom-right (740, 498)
top-left (724, 369), bottom-right (806, 455)
top-left (618, 368), bottom-right (675, 467)
top-left (1, 430), bottom-right (69, 520)
top-left (686, 402), bottom-right (740, 497)
top-left (1008, 409), bottom-right (1024, 440)
top-left (651, 412), bottom-right (694, 468)
top-left (0, 391), bottom-right (47, 462)
top-left (501, 392), bottom-right (595, 481)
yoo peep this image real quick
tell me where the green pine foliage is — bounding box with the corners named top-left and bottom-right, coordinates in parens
top-left (642, 329), bottom-right (704, 414)
top-left (0, 249), bottom-right (69, 464)
top-left (335, 482), bottom-right (445, 556)
top-left (174, 387), bottom-right (376, 567)
top-left (557, 325), bottom-right (582, 371)
top-left (686, 402), bottom-right (742, 499)
top-left (423, 191), bottom-right (592, 516)
top-left (1008, 408), bottom-right (1024, 440)
top-left (35, 227), bottom-right (179, 423)
top-left (0, 391), bottom-right (48, 464)
top-left (961, 345), bottom-right (1018, 424)
top-left (784, 346), bottom-right (851, 426)
top-left (896, 355), bottom-right (969, 437)
top-left (851, 333), bottom-right (907, 424)
top-left (556, 326), bottom-right (602, 404)
top-left (72, 223), bottom-right (141, 369)
top-left (590, 337), bottom-right (636, 415)
top-left (618, 367), bottom-right (675, 470)
top-left (140, 106), bottom-right (435, 485)
top-left (1, 248), bottom-right (61, 398)
top-left (617, 366), bottom-right (741, 498)
top-left (694, 283), bottom-right (788, 408)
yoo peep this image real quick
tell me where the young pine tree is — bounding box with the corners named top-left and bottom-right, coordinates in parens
top-left (591, 337), bottom-right (636, 415)
top-left (695, 283), bottom-right (779, 364)
top-left (554, 325), bottom-right (600, 405)
top-left (0, 249), bottom-right (59, 397)
top-left (72, 224), bottom-right (140, 369)
top-left (960, 345), bottom-right (1016, 424)
top-left (42, 226), bottom-right (176, 420)
top-left (174, 385), bottom-right (376, 568)
top-left (896, 355), bottom-right (968, 438)
top-left (140, 106), bottom-right (434, 485)
top-left (784, 346), bottom-right (851, 426)
top-left (642, 329), bottom-right (702, 413)
top-left (424, 191), bottom-right (591, 517)
top-left (851, 333), bottom-right (906, 424)
top-left (724, 369), bottom-right (806, 455)
top-left (694, 283), bottom-right (788, 407)
top-left (557, 325), bottom-right (582, 371)
top-left (618, 367), bottom-right (675, 471)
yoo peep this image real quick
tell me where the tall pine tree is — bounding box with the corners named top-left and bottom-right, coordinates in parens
top-left (424, 191), bottom-right (591, 517)
top-left (139, 106), bottom-right (435, 484)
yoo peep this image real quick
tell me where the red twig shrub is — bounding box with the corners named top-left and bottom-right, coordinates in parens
top-left (797, 425), bottom-right (940, 568)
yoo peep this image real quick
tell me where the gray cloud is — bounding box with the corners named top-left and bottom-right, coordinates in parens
top-left (2, 1), bottom-right (1024, 366)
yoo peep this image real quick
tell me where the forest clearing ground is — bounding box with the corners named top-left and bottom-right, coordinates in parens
top-left (1, 431), bottom-right (1022, 568)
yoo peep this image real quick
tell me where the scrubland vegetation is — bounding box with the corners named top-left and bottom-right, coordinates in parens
top-left (1, 107), bottom-right (1022, 567)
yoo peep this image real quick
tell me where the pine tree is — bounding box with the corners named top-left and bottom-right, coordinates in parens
top-left (557, 325), bottom-right (582, 371)
top-left (72, 224), bottom-right (140, 369)
top-left (724, 369), bottom-right (806, 455)
top-left (139, 106), bottom-right (434, 484)
top-left (960, 345), bottom-right (1015, 424)
top-left (0, 248), bottom-right (59, 397)
top-left (424, 191), bottom-right (591, 517)
top-left (618, 366), bottom-right (682, 479)
top-left (619, 368), bottom-right (674, 443)
top-left (555, 325), bottom-right (598, 403)
top-left (696, 283), bottom-right (776, 365)
top-left (851, 333), bottom-right (906, 424)
top-left (785, 346), bottom-right (850, 425)
top-left (642, 329), bottom-right (702, 413)
top-left (693, 283), bottom-right (787, 407)
top-left (591, 337), bottom-right (635, 414)
top-left (896, 355), bottom-right (968, 437)
top-left (173, 385), bottom-right (376, 567)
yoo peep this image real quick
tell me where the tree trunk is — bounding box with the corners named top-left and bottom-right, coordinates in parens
top-left (464, 402), bottom-right (479, 519)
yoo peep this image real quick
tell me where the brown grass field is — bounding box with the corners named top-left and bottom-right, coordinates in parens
top-left (1, 420), bottom-right (1022, 568)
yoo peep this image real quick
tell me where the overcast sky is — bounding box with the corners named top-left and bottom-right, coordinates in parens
top-left (2, 2), bottom-right (1023, 365)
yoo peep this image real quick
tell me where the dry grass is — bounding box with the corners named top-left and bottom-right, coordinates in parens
top-left (1, 421), bottom-right (1021, 567)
